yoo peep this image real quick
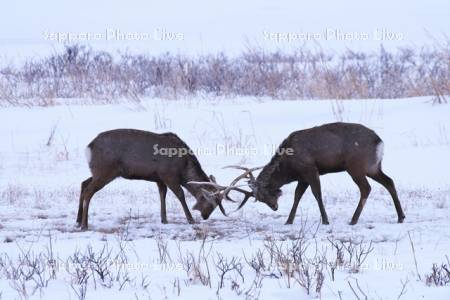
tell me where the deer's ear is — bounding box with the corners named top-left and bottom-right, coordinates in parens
top-left (209, 175), bottom-right (217, 183)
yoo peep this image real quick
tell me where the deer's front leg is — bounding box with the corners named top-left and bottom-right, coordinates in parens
top-left (285, 181), bottom-right (309, 224)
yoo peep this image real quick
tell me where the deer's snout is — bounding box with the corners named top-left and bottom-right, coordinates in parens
top-left (270, 203), bottom-right (278, 211)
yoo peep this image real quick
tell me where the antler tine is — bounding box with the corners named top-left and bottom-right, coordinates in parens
top-left (225, 188), bottom-right (253, 214)
top-left (187, 167), bottom-right (261, 214)
top-left (217, 202), bottom-right (228, 216)
top-left (223, 165), bottom-right (250, 170)
top-left (220, 185), bottom-right (254, 211)
top-left (222, 186), bottom-right (253, 198)
top-left (223, 165), bottom-right (263, 173)
top-left (224, 165), bottom-right (262, 183)
top-left (230, 172), bottom-right (251, 185)
top-left (187, 181), bottom-right (242, 203)
top-left (221, 165), bottom-right (262, 201)
top-left (187, 181), bottom-right (227, 190)
top-left (236, 193), bottom-right (252, 210)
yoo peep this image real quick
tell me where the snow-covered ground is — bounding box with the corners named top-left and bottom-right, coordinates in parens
top-left (0, 97), bottom-right (449, 299)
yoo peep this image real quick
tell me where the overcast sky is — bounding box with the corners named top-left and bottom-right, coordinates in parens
top-left (1, 0), bottom-right (449, 61)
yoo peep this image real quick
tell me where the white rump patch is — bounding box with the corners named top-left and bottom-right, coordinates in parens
top-left (85, 147), bottom-right (92, 164)
top-left (368, 141), bottom-right (384, 175)
top-left (375, 141), bottom-right (384, 165)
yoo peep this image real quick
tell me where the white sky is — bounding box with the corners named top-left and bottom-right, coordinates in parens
top-left (0, 0), bottom-right (449, 61)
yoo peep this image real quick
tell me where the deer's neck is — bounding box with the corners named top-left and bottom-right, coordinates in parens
top-left (182, 162), bottom-right (211, 198)
top-left (257, 157), bottom-right (294, 190)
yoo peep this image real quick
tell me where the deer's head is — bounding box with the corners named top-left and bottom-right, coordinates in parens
top-left (191, 175), bottom-right (228, 220)
top-left (251, 181), bottom-right (282, 211)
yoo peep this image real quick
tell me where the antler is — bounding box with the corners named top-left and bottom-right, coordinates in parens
top-left (188, 165), bottom-right (263, 216)
top-left (223, 165), bottom-right (262, 183)
top-left (188, 165), bottom-right (262, 215)
top-left (187, 181), bottom-right (251, 203)
top-left (222, 165), bottom-right (262, 206)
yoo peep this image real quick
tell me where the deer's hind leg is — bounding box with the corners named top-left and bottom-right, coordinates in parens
top-left (348, 167), bottom-right (372, 225)
top-left (368, 167), bottom-right (405, 223)
top-left (80, 173), bottom-right (117, 230)
top-left (77, 177), bottom-right (92, 226)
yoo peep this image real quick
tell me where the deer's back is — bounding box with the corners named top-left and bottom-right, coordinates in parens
top-left (87, 129), bottom-right (192, 181)
top-left (284, 123), bottom-right (383, 174)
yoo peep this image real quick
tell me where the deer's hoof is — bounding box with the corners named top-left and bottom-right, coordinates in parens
top-left (285, 220), bottom-right (293, 225)
top-left (398, 216), bottom-right (405, 223)
top-left (80, 225), bottom-right (88, 231)
top-left (322, 220), bottom-right (330, 225)
top-left (349, 220), bottom-right (357, 225)
top-left (161, 219), bottom-right (168, 224)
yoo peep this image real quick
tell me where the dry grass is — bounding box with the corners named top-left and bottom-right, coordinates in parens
top-left (1, 44), bottom-right (449, 106)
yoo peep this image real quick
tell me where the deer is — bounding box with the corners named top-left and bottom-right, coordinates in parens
top-left (77, 129), bottom-right (227, 230)
top-left (196, 122), bottom-right (406, 225)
